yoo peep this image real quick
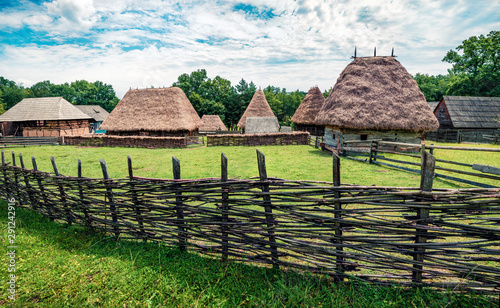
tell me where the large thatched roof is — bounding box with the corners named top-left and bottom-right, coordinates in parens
top-left (291, 87), bottom-right (325, 125)
top-left (100, 87), bottom-right (201, 132)
top-left (200, 115), bottom-right (227, 132)
top-left (0, 97), bottom-right (92, 122)
top-left (315, 57), bottom-right (439, 132)
top-left (237, 89), bottom-right (275, 128)
top-left (439, 96), bottom-right (500, 129)
top-left (75, 105), bottom-right (109, 122)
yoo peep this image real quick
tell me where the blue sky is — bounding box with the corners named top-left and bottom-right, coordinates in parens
top-left (1, 0), bottom-right (499, 98)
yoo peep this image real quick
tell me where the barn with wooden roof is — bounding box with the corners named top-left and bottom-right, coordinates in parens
top-left (100, 87), bottom-right (201, 137)
top-left (432, 96), bottom-right (500, 142)
top-left (237, 89), bottom-right (277, 133)
top-left (291, 86), bottom-right (326, 136)
top-left (75, 105), bottom-right (109, 133)
top-left (199, 115), bottom-right (227, 134)
top-left (315, 56), bottom-right (439, 148)
top-left (0, 97), bottom-right (92, 137)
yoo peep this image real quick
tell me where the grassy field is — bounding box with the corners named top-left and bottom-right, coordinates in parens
top-left (1, 202), bottom-right (497, 307)
top-left (1, 142), bottom-right (499, 306)
top-left (2, 142), bottom-right (498, 188)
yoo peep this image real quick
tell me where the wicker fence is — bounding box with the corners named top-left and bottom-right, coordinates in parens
top-left (1, 149), bottom-right (499, 293)
top-left (206, 132), bottom-right (309, 147)
top-left (63, 135), bottom-right (187, 148)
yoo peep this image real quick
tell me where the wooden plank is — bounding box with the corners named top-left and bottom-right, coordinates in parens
top-left (128, 155), bottom-right (146, 242)
top-left (257, 149), bottom-right (279, 269)
top-left (100, 159), bottom-right (119, 237)
top-left (332, 153), bottom-right (344, 281)
top-left (221, 153), bottom-right (229, 262)
top-left (472, 164), bottom-right (500, 176)
top-left (425, 144), bottom-right (500, 152)
top-left (172, 156), bottom-right (186, 252)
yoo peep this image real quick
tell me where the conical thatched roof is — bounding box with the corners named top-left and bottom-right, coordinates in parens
top-left (291, 87), bottom-right (325, 125)
top-left (0, 97), bottom-right (92, 122)
top-left (315, 57), bottom-right (439, 132)
top-left (200, 115), bottom-right (227, 131)
top-left (100, 87), bottom-right (201, 132)
top-left (237, 89), bottom-right (275, 128)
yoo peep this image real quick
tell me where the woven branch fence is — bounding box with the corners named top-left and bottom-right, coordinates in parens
top-left (1, 149), bottom-right (499, 293)
top-left (206, 132), bottom-right (309, 146)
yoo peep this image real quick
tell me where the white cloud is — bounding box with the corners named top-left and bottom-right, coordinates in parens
top-left (44, 0), bottom-right (97, 32)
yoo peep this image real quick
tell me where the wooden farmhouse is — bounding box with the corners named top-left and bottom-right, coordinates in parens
top-left (434, 96), bottom-right (500, 130)
top-left (237, 89), bottom-right (277, 133)
top-left (100, 87), bottom-right (201, 137)
top-left (75, 105), bottom-right (109, 133)
top-left (0, 97), bottom-right (92, 137)
top-left (314, 56), bottom-right (439, 149)
top-left (199, 115), bottom-right (227, 134)
top-left (291, 86), bottom-right (326, 136)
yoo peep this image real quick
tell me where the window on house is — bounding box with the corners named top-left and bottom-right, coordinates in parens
top-left (360, 134), bottom-right (368, 141)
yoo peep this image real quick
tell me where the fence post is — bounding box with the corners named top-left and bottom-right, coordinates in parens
top-left (32, 156), bottom-right (52, 219)
top-left (221, 153), bottom-right (229, 262)
top-left (51, 156), bottom-right (72, 225)
top-left (172, 156), bottom-right (186, 252)
top-left (77, 159), bottom-right (92, 228)
top-left (128, 156), bottom-right (146, 242)
top-left (332, 152), bottom-right (344, 281)
top-left (100, 159), bottom-right (119, 237)
top-left (11, 152), bottom-right (20, 201)
top-left (412, 145), bottom-right (436, 283)
top-left (256, 149), bottom-right (279, 269)
top-left (1, 150), bottom-right (5, 195)
top-left (19, 153), bottom-right (36, 210)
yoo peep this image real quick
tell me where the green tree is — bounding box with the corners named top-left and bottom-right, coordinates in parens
top-left (443, 30), bottom-right (500, 96)
top-left (412, 73), bottom-right (448, 101)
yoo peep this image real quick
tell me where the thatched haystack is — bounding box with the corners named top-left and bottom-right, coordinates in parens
top-left (245, 117), bottom-right (280, 134)
top-left (100, 87), bottom-right (202, 137)
top-left (200, 115), bottom-right (227, 133)
top-left (0, 97), bottom-right (92, 137)
top-left (291, 86), bottom-right (326, 136)
top-left (315, 56), bottom-right (439, 147)
top-left (237, 89), bottom-right (275, 130)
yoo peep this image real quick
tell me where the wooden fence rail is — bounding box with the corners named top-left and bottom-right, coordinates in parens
top-left (1, 149), bottom-right (499, 293)
top-left (344, 141), bottom-right (500, 189)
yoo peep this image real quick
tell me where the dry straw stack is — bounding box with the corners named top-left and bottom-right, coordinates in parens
top-left (315, 57), bottom-right (439, 133)
top-left (291, 86), bottom-right (326, 125)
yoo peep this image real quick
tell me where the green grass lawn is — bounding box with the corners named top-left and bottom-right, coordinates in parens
top-left (3, 142), bottom-right (498, 188)
top-left (1, 202), bottom-right (496, 307)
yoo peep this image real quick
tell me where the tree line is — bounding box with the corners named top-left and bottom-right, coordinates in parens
top-left (0, 31), bottom-right (497, 126)
top-left (412, 30), bottom-right (500, 101)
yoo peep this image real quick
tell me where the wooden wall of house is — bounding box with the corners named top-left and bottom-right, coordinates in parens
top-left (4, 120), bottom-right (89, 137)
top-left (323, 127), bottom-right (422, 148)
top-left (295, 124), bottom-right (324, 136)
top-left (434, 101), bottom-right (453, 129)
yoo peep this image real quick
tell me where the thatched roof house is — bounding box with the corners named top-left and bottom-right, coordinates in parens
top-left (100, 87), bottom-right (201, 137)
top-left (435, 96), bottom-right (500, 129)
top-left (75, 105), bottom-right (109, 133)
top-left (199, 115), bottom-right (227, 133)
top-left (291, 87), bottom-right (326, 136)
top-left (0, 97), bottom-right (92, 137)
top-left (315, 56), bottom-right (439, 148)
top-left (237, 89), bottom-right (276, 130)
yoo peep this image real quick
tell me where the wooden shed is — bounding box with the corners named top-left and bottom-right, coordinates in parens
top-left (199, 115), bottom-right (227, 134)
top-left (315, 56), bottom-right (439, 149)
top-left (245, 117), bottom-right (280, 134)
top-left (431, 96), bottom-right (500, 142)
top-left (75, 105), bottom-right (109, 133)
top-left (291, 86), bottom-right (326, 136)
top-left (237, 89), bottom-right (276, 133)
top-left (100, 87), bottom-right (201, 137)
top-left (0, 97), bottom-right (92, 137)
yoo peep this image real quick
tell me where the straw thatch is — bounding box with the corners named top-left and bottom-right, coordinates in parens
top-left (200, 115), bottom-right (227, 132)
top-left (291, 87), bottom-right (326, 125)
top-left (0, 97), bottom-right (92, 122)
top-left (75, 105), bottom-right (109, 122)
top-left (436, 96), bottom-right (500, 129)
top-left (245, 117), bottom-right (280, 134)
top-left (100, 87), bottom-right (201, 134)
top-left (237, 89), bottom-right (275, 128)
top-left (315, 57), bottom-right (439, 133)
